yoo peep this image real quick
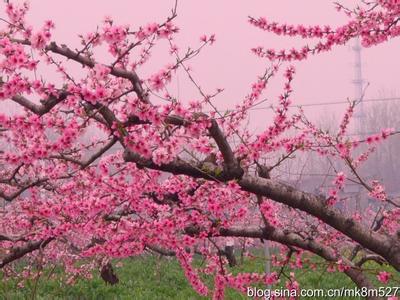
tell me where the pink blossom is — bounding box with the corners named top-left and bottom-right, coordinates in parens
top-left (377, 271), bottom-right (391, 284)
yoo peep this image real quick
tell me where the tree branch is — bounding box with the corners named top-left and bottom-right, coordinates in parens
top-left (12, 39), bottom-right (150, 104)
top-left (0, 238), bottom-right (54, 268)
top-left (11, 92), bottom-right (68, 116)
top-left (122, 151), bottom-right (400, 271)
top-left (185, 225), bottom-right (378, 294)
top-left (52, 136), bottom-right (117, 169)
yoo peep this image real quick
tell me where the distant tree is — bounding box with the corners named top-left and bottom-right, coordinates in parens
top-left (361, 100), bottom-right (400, 191)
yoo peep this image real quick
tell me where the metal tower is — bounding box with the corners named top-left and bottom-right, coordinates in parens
top-left (352, 36), bottom-right (365, 127)
top-left (352, 36), bottom-right (365, 213)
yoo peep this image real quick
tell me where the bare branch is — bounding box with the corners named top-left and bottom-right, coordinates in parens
top-left (356, 254), bottom-right (386, 267)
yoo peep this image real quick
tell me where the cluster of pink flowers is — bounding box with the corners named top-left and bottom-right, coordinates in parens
top-left (368, 180), bottom-right (387, 201)
top-left (30, 20), bottom-right (54, 49)
top-left (200, 34), bottom-right (216, 44)
top-left (176, 250), bottom-right (209, 296)
top-left (250, 1), bottom-right (400, 61)
top-left (152, 147), bottom-right (173, 166)
top-left (0, 74), bottom-right (30, 99)
top-left (244, 66), bottom-right (302, 160)
top-left (326, 172), bottom-right (347, 206)
top-left (0, 38), bottom-right (37, 71)
top-left (192, 136), bottom-right (213, 154)
top-left (92, 64), bottom-right (111, 81)
top-left (377, 271), bottom-right (391, 284)
top-left (249, 17), bottom-right (332, 38)
top-left (125, 136), bottom-right (152, 158)
top-left (148, 65), bottom-right (174, 91)
top-left (136, 22), bottom-right (178, 40)
top-left (101, 22), bottom-right (128, 44)
top-left (5, 2), bottom-right (29, 25)
top-left (260, 200), bottom-right (278, 226)
top-left (212, 274), bottom-right (226, 300)
top-left (334, 172), bottom-right (346, 190)
top-left (338, 105), bottom-right (354, 137)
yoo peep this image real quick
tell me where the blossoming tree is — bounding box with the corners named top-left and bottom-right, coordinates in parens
top-left (0, 1), bottom-right (399, 299)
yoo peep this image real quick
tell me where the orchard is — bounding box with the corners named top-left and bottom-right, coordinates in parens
top-left (0, 1), bottom-right (399, 299)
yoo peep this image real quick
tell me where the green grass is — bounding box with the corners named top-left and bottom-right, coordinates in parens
top-left (0, 252), bottom-right (398, 299)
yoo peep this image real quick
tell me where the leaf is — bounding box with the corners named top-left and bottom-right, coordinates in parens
top-left (214, 167), bottom-right (223, 176)
top-left (117, 122), bottom-right (128, 137)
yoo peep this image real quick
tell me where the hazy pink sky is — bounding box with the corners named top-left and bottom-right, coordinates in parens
top-left (11, 1), bottom-right (400, 127)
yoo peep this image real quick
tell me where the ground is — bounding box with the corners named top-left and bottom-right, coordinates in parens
top-left (0, 252), bottom-right (398, 299)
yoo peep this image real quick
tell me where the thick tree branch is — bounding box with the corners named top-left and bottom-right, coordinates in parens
top-left (0, 238), bottom-right (53, 268)
top-left (11, 92), bottom-right (68, 116)
top-left (0, 178), bottom-right (48, 202)
top-left (122, 151), bottom-right (400, 271)
top-left (0, 234), bottom-right (25, 242)
top-left (208, 118), bottom-right (239, 170)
